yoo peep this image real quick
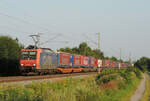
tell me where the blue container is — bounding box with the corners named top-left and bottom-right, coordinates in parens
top-left (70, 54), bottom-right (73, 67)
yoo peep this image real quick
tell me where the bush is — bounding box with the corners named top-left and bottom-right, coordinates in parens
top-left (96, 74), bottom-right (118, 85)
top-left (120, 71), bottom-right (132, 83)
top-left (134, 68), bottom-right (142, 79)
top-left (97, 67), bottom-right (142, 85)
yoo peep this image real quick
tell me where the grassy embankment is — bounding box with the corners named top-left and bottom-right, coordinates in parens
top-left (0, 67), bottom-right (142, 101)
top-left (140, 73), bottom-right (150, 101)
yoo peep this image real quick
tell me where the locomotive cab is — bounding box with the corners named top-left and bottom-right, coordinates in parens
top-left (20, 49), bottom-right (40, 72)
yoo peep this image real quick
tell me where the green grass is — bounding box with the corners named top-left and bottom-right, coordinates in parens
top-left (0, 67), bottom-right (142, 101)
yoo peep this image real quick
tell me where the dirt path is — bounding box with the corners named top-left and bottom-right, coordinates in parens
top-left (130, 74), bottom-right (146, 101)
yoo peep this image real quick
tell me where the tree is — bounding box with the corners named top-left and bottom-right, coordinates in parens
top-left (79, 42), bottom-right (89, 56)
top-left (92, 49), bottom-right (104, 59)
top-left (134, 57), bottom-right (150, 72)
top-left (0, 36), bottom-right (24, 75)
top-left (59, 48), bottom-right (65, 52)
top-left (72, 47), bottom-right (79, 54)
top-left (105, 57), bottom-right (109, 60)
top-left (110, 56), bottom-right (118, 61)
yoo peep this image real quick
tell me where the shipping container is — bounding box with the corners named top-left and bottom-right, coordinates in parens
top-left (57, 52), bottom-right (71, 67)
top-left (104, 60), bottom-right (108, 67)
top-left (72, 54), bottom-right (81, 67)
top-left (115, 62), bottom-right (119, 68)
top-left (81, 56), bottom-right (89, 67)
top-left (97, 59), bottom-right (103, 67)
top-left (90, 57), bottom-right (97, 67)
top-left (104, 60), bottom-right (112, 68)
top-left (95, 59), bottom-right (98, 67)
top-left (112, 61), bottom-right (115, 68)
top-left (109, 61), bottom-right (112, 68)
top-left (121, 63), bottom-right (129, 68)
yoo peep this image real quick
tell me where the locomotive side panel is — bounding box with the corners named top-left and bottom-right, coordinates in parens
top-left (40, 52), bottom-right (57, 69)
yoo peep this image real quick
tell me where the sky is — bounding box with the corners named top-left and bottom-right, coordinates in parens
top-left (0, 0), bottom-right (150, 61)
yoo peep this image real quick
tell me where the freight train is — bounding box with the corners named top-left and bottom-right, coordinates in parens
top-left (20, 47), bottom-right (130, 75)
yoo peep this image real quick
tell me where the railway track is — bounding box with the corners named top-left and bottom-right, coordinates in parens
top-left (0, 72), bottom-right (97, 84)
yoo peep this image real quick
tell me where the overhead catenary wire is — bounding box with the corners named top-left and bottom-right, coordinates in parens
top-left (39, 33), bottom-right (63, 45)
top-left (0, 11), bottom-right (68, 47)
top-left (83, 33), bottom-right (98, 45)
top-left (82, 33), bottom-right (98, 49)
top-left (0, 25), bottom-right (33, 35)
top-left (0, 12), bottom-right (52, 33)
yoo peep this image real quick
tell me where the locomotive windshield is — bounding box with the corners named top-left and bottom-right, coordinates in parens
top-left (21, 51), bottom-right (37, 60)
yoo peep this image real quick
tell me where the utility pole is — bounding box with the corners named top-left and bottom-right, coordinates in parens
top-left (120, 48), bottom-right (122, 61)
top-left (97, 32), bottom-right (100, 50)
top-left (97, 32), bottom-right (101, 74)
top-left (129, 52), bottom-right (131, 64)
top-left (29, 33), bottom-right (40, 48)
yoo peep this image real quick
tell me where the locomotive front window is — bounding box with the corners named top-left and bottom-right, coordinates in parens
top-left (21, 51), bottom-right (37, 60)
top-left (29, 52), bottom-right (37, 59)
top-left (21, 52), bottom-right (29, 60)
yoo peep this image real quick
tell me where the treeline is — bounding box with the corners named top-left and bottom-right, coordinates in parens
top-left (0, 36), bottom-right (23, 75)
top-left (135, 57), bottom-right (150, 72)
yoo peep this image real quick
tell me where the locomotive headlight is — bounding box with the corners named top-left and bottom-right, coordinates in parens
top-left (21, 64), bottom-right (24, 66)
top-left (33, 64), bottom-right (36, 66)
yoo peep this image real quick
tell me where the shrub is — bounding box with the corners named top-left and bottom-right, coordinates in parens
top-left (134, 68), bottom-right (142, 79)
top-left (96, 74), bottom-right (118, 85)
top-left (120, 70), bottom-right (132, 83)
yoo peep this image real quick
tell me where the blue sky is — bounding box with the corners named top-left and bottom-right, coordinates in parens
top-left (0, 0), bottom-right (150, 61)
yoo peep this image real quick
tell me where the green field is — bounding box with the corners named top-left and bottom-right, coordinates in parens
top-left (0, 67), bottom-right (142, 101)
